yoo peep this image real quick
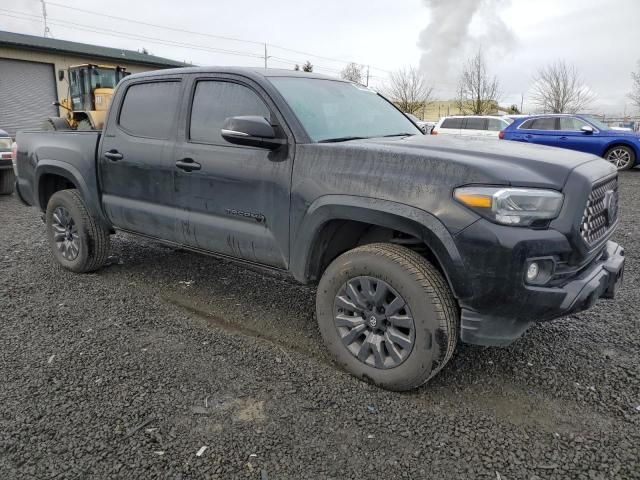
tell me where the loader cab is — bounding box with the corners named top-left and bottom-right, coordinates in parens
top-left (51, 64), bottom-right (129, 130)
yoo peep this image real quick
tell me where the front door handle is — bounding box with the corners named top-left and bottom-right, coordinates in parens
top-left (559, 136), bottom-right (568, 140)
top-left (104, 150), bottom-right (123, 161)
top-left (175, 158), bottom-right (201, 172)
top-left (524, 134), bottom-right (533, 140)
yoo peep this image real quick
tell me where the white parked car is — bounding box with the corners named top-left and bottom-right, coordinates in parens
top-left (431, 115), bottom-right (514, 138)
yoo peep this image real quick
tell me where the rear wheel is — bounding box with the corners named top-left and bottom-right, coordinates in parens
top-left (45, 189), bottom-right (110, 272)
top-left (316, 243), bottom-right (459, 391)
top-left (0, 170), bottom-right (14, 195)
top-left (604, 145), bottom-right (635, 171)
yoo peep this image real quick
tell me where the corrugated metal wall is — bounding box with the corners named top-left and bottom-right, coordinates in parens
top-left (0, 58), bottom-right (58, 137)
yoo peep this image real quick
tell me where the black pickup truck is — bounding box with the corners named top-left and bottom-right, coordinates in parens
top-left (14, 67), bottom-right (624, 391)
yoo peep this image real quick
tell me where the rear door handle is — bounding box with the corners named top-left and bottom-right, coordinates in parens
top-left (104, 150), bottom-right (123, 161)
top-left (175, 158), bottom-right (201, 172)
top-left (525, 134), bottom-right (533, 139)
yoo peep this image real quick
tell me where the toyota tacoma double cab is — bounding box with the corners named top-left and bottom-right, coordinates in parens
top-left (14, 67), bottom-right (624, 391)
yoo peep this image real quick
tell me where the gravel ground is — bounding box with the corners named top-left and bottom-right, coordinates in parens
top-left (1, 172), bottom-right (639, 480)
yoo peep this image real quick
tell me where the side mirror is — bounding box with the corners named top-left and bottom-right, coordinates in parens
top-left (581, 125), bottom-right (594, 134)
top-left (221, 116), bottom-right (285, 150)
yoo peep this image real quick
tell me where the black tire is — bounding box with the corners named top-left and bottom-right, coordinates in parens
top-left (604, 145), bottom-right (635, 171)
top-left (76, 119), bottom-right (93, 131)
top-left (316, 243), bottom-right (459, 391)
top-left (43, 117), bottom-right (71, 131)
top-left (45, 189), bottom-right (110, 273)
top-left (0, 170), bottom-right (15, 195)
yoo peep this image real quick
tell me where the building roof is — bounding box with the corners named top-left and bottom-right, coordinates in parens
top-left (0, 30), bottom-right (186, 68)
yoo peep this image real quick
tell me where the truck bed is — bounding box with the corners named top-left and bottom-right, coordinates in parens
top-left (15, 129), bottom-right (101, 211)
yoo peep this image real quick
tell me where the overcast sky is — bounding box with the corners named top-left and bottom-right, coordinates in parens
top-left (4, 0), bottom-right (639, 114)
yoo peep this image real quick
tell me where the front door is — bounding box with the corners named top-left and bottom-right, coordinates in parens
top-left (98, 78), bottom-right (184, 242)
top-left (557, 116), bottom-right (597, 154)
top-left (172, 76), bottom-right (292, 268)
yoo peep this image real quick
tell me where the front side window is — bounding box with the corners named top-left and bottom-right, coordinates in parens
top-left (464, 117), bottom-right (487, 130)
top-left (520, 117), bottom-right (557, 130)
top-left (119, 81), bottom-right (181, 139)
top-left (559, 116), bottom-right (591, 131)
top-left (189, 81), bottom-right (270, 145)
top-left (269, 77), bottom-right (420, 142)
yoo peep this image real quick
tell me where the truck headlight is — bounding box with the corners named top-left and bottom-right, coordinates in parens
top-left (454, 187), bottom-right (564, 226)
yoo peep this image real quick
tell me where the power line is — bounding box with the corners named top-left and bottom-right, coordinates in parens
top-left (46, 0), bottom-right (392, 73)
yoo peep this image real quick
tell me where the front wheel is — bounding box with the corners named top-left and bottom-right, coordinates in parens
top-left (604, 145), bottom-right (635, 171)
top-left (45, 189), bottom-right (110, 272)
top-left (316, 243), bottom-right (459, 391)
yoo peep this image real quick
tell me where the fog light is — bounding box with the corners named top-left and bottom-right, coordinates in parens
top-left (526, 262), bottom-right (540, 282)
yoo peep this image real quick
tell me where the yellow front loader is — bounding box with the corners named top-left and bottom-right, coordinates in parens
top-left (46, 64), bottom-right (129, 130)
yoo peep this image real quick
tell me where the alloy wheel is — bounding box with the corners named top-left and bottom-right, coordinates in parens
top-left (52, 206), bottom-right (80, 261)
top-left (333, 276), bottom-right (416, 369)
top-left (606, 148), bottom-right (631, 170)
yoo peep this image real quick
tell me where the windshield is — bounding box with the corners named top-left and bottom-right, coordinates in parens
top-left (0, 138), bottom-right (11, 149)
top-left (583, 115), bottom-right (610, 131)
top-left (90, 68), bottom-right (118, 90)
top-left (269, 77), bottom-right (421, 142)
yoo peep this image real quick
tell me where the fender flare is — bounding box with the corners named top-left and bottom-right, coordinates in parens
top-left (290, 194), bottom-right (472, 299)
top-left (34, 160), bottom-right (110, 227)
top-left (602, 140), bottom-right (639, 162)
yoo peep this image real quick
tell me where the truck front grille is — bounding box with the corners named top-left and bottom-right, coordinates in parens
top-left (580, 175), bottom-right (619, 246)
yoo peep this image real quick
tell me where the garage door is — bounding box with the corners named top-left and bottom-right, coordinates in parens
top-left (0, 58), bottom-right (58, 137)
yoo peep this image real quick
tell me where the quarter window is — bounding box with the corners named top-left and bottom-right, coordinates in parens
top-left (487, 118), bottom-right (507, 131)
top-left (441, 118), bottom-right (463, 129)
top-left (119, 81), bottom-right (181, 139)
top-left (190, 81), bottom-right (270, 144)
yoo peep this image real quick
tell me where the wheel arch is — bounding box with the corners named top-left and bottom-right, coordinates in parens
top-left (290, 195), bottom-right (472, 299)
top-left (35, 161), bottom-right (110, 228)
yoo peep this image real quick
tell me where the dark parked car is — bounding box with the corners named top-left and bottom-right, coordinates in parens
top-left (14, 68), bottom-right (624, 390)
top-left (0, 129), bottom-right (14, 195)
top-left (500, 114), bottom-right (640, 170)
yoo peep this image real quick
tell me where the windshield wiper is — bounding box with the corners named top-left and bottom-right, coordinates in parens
top-left (380, 133), bottom-right (416, 137)
top-left (318, 136), bottom-right (368, 143)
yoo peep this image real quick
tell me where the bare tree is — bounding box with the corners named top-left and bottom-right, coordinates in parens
top-left (531, 60), bottom-right (594, 113)
top-left (385, 66), bottom-right (434, 114)
top-left (457, 49), bottom-right (500, 115)
top-left (629, 60), bottom-right (640, 109)
top-left (341, 62), bottom-right (364, 84)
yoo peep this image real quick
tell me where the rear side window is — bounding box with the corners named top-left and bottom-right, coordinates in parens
top-left (441, 118), bottom-right (463, 129)
top-left (190, 81), bottom-right (270, 145)
top-left (464, 117), bottom-right (487, 130)
top-left (119, 81), bottom-right (181, 139)
top-left (520, 117), bottom-right (557, 130)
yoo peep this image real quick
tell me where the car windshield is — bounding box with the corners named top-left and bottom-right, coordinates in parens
top-left (269, 77), bottom-right (421, 142)
top-left (582, 115), bottom-right (610, 131)
top-left (0, 138), bottom-right (11, 149)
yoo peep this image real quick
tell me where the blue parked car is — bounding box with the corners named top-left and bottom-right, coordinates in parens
top-left (499, 114), bottom-right (640, 171)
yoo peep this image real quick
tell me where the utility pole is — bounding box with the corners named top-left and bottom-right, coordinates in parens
top-left (520, 93), bottom-right (524, 114)
top-left (264, 43), bottom-right (267, 69)
top-left (365, 66), bottom-right (370, 87)
top-left (41, 0), bottom-right (52, 38)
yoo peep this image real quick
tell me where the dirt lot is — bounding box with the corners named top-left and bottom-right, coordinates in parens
top-left (1, 172), bottom-right (639, 479)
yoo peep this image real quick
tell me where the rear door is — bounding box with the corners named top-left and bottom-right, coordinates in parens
top-left (98, 77), bottom-right (184, 242)
top-left (172, 74), bottom-right (293, 268)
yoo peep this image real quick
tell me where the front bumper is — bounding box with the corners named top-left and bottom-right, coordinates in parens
top-left (455, 216), bottom-right (624, 346)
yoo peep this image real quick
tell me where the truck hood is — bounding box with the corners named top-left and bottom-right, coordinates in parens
top-left (339, 134), bottom-right (608, 190)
